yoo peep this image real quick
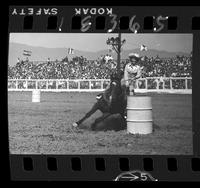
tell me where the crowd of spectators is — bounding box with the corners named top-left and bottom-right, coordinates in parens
top-left (8, 55), bottom-right (192, 80)
top-left (140, 55), bottom-right (192, 78)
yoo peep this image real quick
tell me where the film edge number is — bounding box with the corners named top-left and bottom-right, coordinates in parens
top-left (21, 15), bottom-right (200, 31)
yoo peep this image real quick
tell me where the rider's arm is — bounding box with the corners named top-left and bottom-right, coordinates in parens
top-left (135, 66), bottom-right (142, 79)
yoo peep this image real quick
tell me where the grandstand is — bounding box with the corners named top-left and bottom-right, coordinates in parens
top-left (8, 55), bottom-right (192, 94)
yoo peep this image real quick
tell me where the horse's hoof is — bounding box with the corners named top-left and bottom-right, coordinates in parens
top-left (72, 122), bottom-right (78, 128)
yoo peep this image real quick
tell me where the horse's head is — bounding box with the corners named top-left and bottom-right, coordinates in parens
top-left (109, 71), bottom-right (126, 115)
top-left (109, 80), bottom-right (126, 116)
top-left (109, 71), bottom-right (123, 99)
top-left (110, 79), bottom-right (122, 102)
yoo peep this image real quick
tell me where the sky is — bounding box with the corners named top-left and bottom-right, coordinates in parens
top-left (9, 33), bottom-right (193, 53)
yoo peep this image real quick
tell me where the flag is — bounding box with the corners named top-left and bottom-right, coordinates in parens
top-left (24, 50), bottom-right (32, 53)
top-left (68, 48), bottom-right (74, 54)
top-left (23, 50), bottom-right (32, 56)
top-left (140, 44), bottom-right (148, 51)
top-left (23, 53), bottom-right (31, 56)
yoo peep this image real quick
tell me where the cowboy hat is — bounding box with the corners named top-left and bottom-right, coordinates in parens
top-left (128, 53), bottom-right (140, 60)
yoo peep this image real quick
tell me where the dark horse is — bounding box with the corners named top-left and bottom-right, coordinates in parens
top-left (73, 73), bottom-right (127, 131)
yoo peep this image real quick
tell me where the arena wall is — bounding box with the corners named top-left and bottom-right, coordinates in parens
top-left (8, 77), bottom-right (192, 94)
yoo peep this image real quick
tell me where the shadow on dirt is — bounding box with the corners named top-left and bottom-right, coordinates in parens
top-left (153, 123), bottom-right (161, 132)
top-left (77, 122), bottom-right (161, 133)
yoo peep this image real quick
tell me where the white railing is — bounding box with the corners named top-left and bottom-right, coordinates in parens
top-left (7, 77), bottom-right (192, 94)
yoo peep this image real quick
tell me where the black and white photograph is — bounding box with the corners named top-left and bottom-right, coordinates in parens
top-left (8, 33), bottom-right (192, 155)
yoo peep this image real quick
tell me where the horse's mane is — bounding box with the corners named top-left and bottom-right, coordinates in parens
top-left (109, 79), bottom-right (126, 116)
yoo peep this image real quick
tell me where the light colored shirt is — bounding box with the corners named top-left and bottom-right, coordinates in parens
top-left (124, 63), bottom-right (142, 81)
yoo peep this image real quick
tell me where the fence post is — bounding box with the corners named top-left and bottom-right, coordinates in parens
top-left (56, 80), bottom-right (58, 90)
top-left (16, 80), bottom-right (19, 89)
top-left (163, 79), bottom-right (165, 89)
top-left (36, 80), bottom-right (38, 89)
top-left (13, 80), bottom-right (16, 89)
top-left (170, 78), bottom-right (173, 89)
top-left (156, 78), bottom-right (159, 90)
top-left (185, 78), bottom-right (188, 90)
top-left (78, 80), bottom-right (80, 90)
top-left (26, 80), bottom-right (28, 89)
top-left (101, 80), bottom-right (104, 90)
top-left (145, 78), bottom-right (148, 89)
top-left (89, 80), bottom-right (91, 90)
top-left (67, 80), bottom-right (69, 90)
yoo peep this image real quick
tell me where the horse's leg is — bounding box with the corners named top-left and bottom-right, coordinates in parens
top-left (76, 102), bottom-right (99, 126)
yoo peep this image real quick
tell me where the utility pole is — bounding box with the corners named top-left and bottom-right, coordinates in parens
top-left (117, 32), bottom-right (121, 76)
top-left (106, 33), bottom-right (126, 77)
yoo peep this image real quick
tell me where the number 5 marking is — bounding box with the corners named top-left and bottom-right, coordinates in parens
top-left (140, 173), bottom-right (148, 181)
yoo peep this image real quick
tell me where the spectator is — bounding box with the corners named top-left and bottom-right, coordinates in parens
top-left (8, 55), bottom-right (192, 85)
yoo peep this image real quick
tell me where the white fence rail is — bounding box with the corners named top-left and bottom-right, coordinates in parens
top-left (8, 77), bottom-right (192, 94)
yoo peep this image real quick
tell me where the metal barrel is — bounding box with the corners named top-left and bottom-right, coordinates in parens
top-left (126, 96), bottom-right (153, 134)
top-left (32, 90), bottom-right (41, 102)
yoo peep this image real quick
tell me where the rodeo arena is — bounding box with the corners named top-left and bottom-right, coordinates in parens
top-left (8, 39), bottom-right (193, 155)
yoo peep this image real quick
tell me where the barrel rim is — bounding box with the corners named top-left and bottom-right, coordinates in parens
top-left (126, 119), bottom-right (153, 122)
top-left (126, 107), bottom-right (152, 110)
top-left (127, 96), bottom-right (152, 98)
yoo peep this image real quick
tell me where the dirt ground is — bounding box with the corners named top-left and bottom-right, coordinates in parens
top-left (8, 91), bottom-right (193, 155)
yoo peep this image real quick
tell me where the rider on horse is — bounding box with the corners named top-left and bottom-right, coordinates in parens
top-left (72, 71), bottom-right (124, 128)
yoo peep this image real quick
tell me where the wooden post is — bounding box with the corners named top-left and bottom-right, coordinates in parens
top-left (163, 79), bottom-right (165, 89)
top-left (26, 80), bottom-right (28, 89)
top-left (46, 81), bottom-right (49, 89)
top-left (78, 80), bottom-right (80, 90)
top-left (185, 78), bottom-right (188, 90)
top-left (145, 78), bottom-right (148, 89)
top-left (36, 80), bottom-right (38, 89)
top-left (56, 80), bottom-right (58, 89)
top-left (170, 78), bottom-right (173, 89)
top-left (89, 80), bottom-right (91, 90)
top-left (16, 80), bottom-right (19, 89)
top-left (14, 81), bottom-right (16, 89)
top-left (67, 80), bottom-right (69, 90)
top-left (156, 79), bottom-right (159, 90)
top-left (101, 80), bottom-right (104, 90)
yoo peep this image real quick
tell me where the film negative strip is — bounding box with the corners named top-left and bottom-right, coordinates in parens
top-left (8, 5), bottom-right (200, 181)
